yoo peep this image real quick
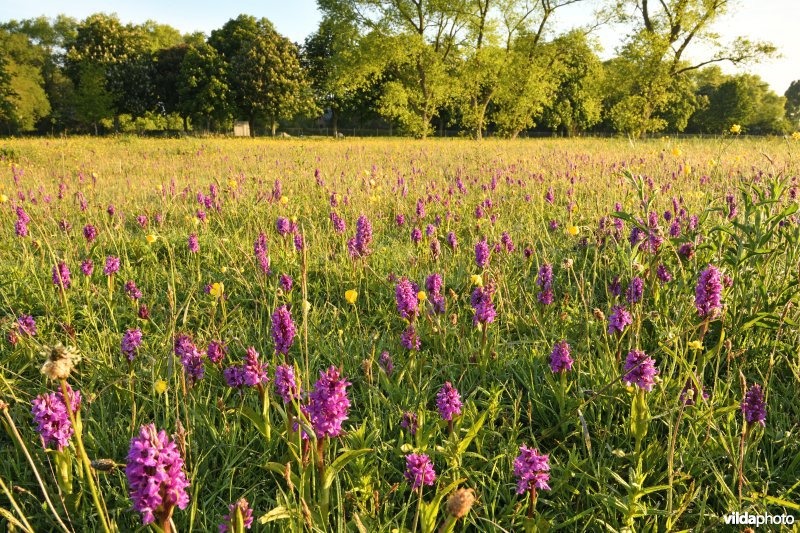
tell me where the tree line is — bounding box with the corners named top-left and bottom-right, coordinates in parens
top-left (1, 1), bottom-right (798, 138)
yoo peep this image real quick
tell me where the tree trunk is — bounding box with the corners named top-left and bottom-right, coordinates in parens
top-left (183, 115), bottom-right (188, 132)
top-left (332, 111), bottom-right (338, 137)
top-left (271, 121), bottom-right (277, 137)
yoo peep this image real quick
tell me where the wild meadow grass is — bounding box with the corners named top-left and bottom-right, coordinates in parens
top-left (1, 136), bottom-right (799, 532)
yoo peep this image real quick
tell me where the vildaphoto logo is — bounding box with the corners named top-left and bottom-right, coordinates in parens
top-left (723, 512), bottom-right (795, 527)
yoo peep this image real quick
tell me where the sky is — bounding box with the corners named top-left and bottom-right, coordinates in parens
top-left (1, 0), bottom-right (797, 94)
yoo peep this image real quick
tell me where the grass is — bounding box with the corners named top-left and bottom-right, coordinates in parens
top-left (1, 136), bottom-right (799, 532)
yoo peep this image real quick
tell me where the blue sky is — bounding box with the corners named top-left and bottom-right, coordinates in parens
top-left (1, 0), bottom-right (797, 93)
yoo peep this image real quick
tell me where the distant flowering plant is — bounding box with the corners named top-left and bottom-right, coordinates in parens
top-left (121, 328), bottom-right (143, 361)
top-left (436, 382), bottom-right (462, 421)
top-left (309, 366), bottom-right (351, 438)
top-left (623, 349), bottom-right (659, 392)
top-left (404, 453), bottom-right (436, 490)
top-left (274, 364), bottom-right (301, 404)
top-left (513, 445), bottom-right (551, 495)
top-left (219, 498), bottom-right (254, 532)
top-left (608, 305), bottom-right (632, 335)
top-left (475, 238), bottom-right (490, 268)
top-left (536, 264), bottom-right (553, 305)
top-left (549, 340), bottom-right (573, 373)
top-left (224, 348), bottom-right (268, 389)
top-left (395, 277), bottom-right (419, 320)
top-left (103, 256), bottom-right (120, 277)
top-left (271, 305), bottom-right (296, 355)
top-left (31, 384), bottom-right (81, 450)
top-left (741, 383), bottom-right (766, 427)
top-left (695, 265), bottom-right (723, 319)
top-left (174, 335), bottom-right (205, 386)
top-left (126, 424), bottom-right (190, 526)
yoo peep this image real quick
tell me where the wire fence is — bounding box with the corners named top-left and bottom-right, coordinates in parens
top-left (7, 127), bottom-right (788, 140)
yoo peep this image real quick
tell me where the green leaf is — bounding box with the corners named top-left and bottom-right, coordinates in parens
top-left (322, 448), bottom-right (373, 489)
top-left (420, 478), bottom-right (466, 533)
top-left (630, 389), bottom-right (649, 444)
top-left (258, 505), bottom-right (298, 524)
top-left (262, 462), bottom-right (301, 489)
top-left (456, 411), bottom-right (488, 457)
top-left (240, 404), bottom-right (269, 439)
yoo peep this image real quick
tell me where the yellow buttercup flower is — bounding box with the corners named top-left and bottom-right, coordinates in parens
top-left (417, 291), bottom-right (427, 301)
top-left (221, 266), bottom-right (228, 274)
top-left (683, 165), bottom-right (691, 175)
top-left (730, 124), bottom-right (741, 134)
top-left (345, 290), bottom-right (358, 304)
top-left (154, 379), bottom-right (168, 394)
top-left (146, 234), bottom-right (157, 243)
top-left (672, 147), bottom-right (682, 157)
top-left (280, 196), bottom-right (288, 205)
top-left (0, 194), bottom-right (8, 203)
top-left (688, 340), bottom-right (703, 351)
top-left (210, 282), bottom-right (224, 299)
top-left (792, 131), bottom-right (800, 141)
top-left (567, 225), bottom-right (579, 236)
top-left (192, 217), bottom-right (200, 227)
top-left (228, 179), bottom-right (237, 188)
top-left (471, 274), bottom-right (483, 287)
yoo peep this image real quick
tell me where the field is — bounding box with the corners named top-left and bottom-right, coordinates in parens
top-left (1, 136), bottom-right (799, 532)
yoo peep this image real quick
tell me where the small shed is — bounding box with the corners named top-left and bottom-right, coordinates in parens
top-left (233, 121), bottom-right (250, 137)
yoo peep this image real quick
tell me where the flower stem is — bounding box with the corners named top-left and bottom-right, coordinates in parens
top-left (60, 380), bottom-right (111, 533)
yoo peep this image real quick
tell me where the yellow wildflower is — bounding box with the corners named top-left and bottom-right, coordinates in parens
top-left (688, 340), bottom-right (703, 351)
top-left (567, 225), bottom-right (579, 236)
top-left (672, 147), bottom-right (682, 157)
top-left (417, 291), bottom-right (427, 301)
top-left (210, 282), bottom-right (224, 299)
top-left (0, 194), bottom-right (8, 203)
top-left (470, 274), bottom-right (483, 287)
top-left (730, 124), bottom-right (741, 134)
top-left (345, 290), bottom-right (358, 304)
top-left (146, 234), bottom-right (157, 244)
top-left (280, 196), bottom-right (288, 205)
top-left (154, 379), bottom-right (168, 394)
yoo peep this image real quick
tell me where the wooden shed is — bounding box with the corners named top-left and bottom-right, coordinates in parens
top-left (233, 121), bottom-right (250, 137)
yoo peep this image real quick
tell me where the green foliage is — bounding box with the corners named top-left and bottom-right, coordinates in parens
top-left (210, 15), bottom-right (317, 134)
top-left (540, 32), bottom-right (604, 136)
top-left (785, 80), bottom-right (800, 129)
top-left (689, 72), bottom-right (790, 134)
top-left (1, 137), bottom-right (800, 531)
top-left (178, 43), bottom-right (231, 132)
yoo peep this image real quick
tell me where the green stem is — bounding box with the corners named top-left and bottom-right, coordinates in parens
top-left (60, 380), bottom-right (111, 533)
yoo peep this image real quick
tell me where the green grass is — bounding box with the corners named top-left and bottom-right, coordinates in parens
top-left (1, 136), bottom-right (799, 532)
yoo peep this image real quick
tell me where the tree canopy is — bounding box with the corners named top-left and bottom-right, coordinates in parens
top-left (0, 6), bottom-right (795, 137)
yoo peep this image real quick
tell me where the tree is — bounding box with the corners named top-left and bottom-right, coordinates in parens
top-left (0, 29), bottom-right (51, 131)
top-left (73, 62), bottom-right (114, 134)
top-left (456, 0), bottom-right (592, 139)
top-left (303, 15), bottom-right (381, 135)
top-left (540, 31), bottom-right (603, 136)
top-left (0, 50), bottom-right (16, 131)
top-left (688, 71), bottom-right (789, 134)
top-left (178, 43), bottom-right (231, 132)
top-left (785, 80), bottom-right (800, 129)
top-left (608, 0), bottom-right (776, 136)
top-left (320, 0), bottom-right (466, 137)
top-left (210, 15), bottom-right (317, 134)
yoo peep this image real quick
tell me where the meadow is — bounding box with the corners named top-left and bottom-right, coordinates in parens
top-left (1, 136), bottom-right (799, 532)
